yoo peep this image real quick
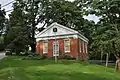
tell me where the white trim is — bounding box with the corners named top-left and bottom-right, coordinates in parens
top-left (78, 33), bottom-right (89, 42)
top-left (36, 22), bottom-right (89, 43)
top-left (79, 39), bottom-right (82, 53)
top-left (53, 41), bottom-right (59, 56)
top-left (36, 34), bottom-right (78, 41)
top-left (36, 22), bottom-right (78, 38)
top-left (43, 40), bottom-right (48, 54)
top-left (64, 39), bottom-right (70, 53)
top-left (82, 41), bottom-right (85, 53)
top-left (36, 34), bottom-right (88, 43)
top-left (85, 43), bottom-right (88, 53)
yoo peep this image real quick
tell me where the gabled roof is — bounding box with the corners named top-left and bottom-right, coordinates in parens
top-left (36, 22), bottom-right (88, 42)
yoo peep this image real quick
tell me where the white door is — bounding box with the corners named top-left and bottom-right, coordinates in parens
top-left (53, 41), bottom-right (59, 56)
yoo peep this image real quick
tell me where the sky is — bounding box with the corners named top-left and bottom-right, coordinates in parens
top-left (0, 0), bottom-right (13, 18)
top-left (0, 0), bottom-right (99, 24)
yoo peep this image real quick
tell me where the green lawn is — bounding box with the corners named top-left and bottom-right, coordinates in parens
top-left (0, 56), bottom-right (119, 80)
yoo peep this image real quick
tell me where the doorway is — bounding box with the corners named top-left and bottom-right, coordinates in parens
top-left (53, 41), bottom-right (59, 56)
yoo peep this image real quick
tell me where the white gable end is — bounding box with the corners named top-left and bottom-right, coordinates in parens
top-left (36, 22), bottom-right (88, 43)
top-left (36, 22), bottom-right (78, 38)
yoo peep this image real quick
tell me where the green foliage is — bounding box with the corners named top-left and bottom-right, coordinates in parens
top-left (5, 0), bottom-right (93, 54)
top-left (0, 36), bottom-right (4, 51)
top-left (5, 0), bottom-right (120, 60)
top-left (59, 55), bottom-right (76, 60)
top-left (22, 54), bottom-right (42, 60)
top-left (0, 5), bottom-right (6, 51)
top-left (89, 0), bottom-right (120, 59)
top-left (4, 0), bottom-right (30, 54)
top-left (0, 5), bottom-right (6, 35)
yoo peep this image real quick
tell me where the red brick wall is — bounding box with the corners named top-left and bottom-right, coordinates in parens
top-left (78, 39), bottom-right (88, 60)
top-left (36, 38), bottom-right (88, 60)
top-left (39, 41), bottom-right (43, 55)
top-left (36, 42), bottom-right (40, 54)
top-left (70, 38), bottom-right (79, 57)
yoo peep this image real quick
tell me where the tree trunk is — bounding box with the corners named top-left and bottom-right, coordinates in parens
top-left (100, 49), bottom-right (103, 63)
top-left (106, 53), bottom-right (109, 67)
top-left (30, 42), bottom-right (36, 53)
top-left (30, 0), bottom-right (38, 53)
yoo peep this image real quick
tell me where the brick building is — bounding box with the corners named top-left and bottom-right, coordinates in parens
top-left (36, 22), bottom-right (88, 60)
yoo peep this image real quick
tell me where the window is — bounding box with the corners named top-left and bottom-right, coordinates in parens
top-left (43, 40), bottom-right (48, 54)
top-left (53, 41), bottom-right (59, 56)
top-left (64, 39), bottom-right (70, 52)
top-left (79, 39), bottom-right (82, 52)
top-left (82, 41), bottom-right (85, 53)
top-left (85, 43), bottom-right (88, 53)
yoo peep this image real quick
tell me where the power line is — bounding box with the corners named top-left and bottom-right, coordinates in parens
top-left (1, 1), bottom-right (14, 8)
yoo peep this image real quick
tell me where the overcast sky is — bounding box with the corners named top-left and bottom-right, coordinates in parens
top-left (0, 0), bottom-right (99, 24)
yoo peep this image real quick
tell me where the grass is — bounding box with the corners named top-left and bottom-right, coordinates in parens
top-left (0, 56), bottom-right (120, 80)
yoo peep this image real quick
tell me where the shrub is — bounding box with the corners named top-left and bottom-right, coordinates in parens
top-left (22, 52), bottom-right (42, 60)
top-left (47, 56), bottom-right (55, 60)
top-left (59, 55), bottom-right (76, 60)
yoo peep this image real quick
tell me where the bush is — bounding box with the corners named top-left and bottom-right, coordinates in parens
top-left (41, 54), bottom-right (47, 59)
top-left (22, 54), bottom-right (41, 60)
top-left (47, 56), bottom-right (55, 60)
top-left (22, 51), bottom-right (42, 60)
top-left (59, 55), bottom-right (76, 60)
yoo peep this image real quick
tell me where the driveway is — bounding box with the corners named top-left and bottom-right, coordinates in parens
top-left (0, 52), bottom-right (6, 60)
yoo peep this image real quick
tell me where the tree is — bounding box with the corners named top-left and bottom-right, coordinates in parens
top-left (5, 0), bottom-right (95, 58)
top-left (0, 4), bottom-right (6, 36)
top-left (0, 4), bottom-right (6, 51)
top-left (11, 0), bottom-right (93, 52)
top-left (4, 1), bottom-right (30, 54)
top-left (90, 0), bottom-right (120, 69)
top-left (37, 0), bottom-right (95, 42)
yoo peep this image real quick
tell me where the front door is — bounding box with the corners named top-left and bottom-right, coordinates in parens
top-left (53, 41), bottom-right (59, 56)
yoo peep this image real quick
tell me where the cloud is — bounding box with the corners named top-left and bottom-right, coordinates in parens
top-left (83, 14), bottom-right (99, 24)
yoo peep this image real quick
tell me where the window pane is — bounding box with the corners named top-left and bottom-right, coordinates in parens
top-left (43, 41), bottom-right (48, 53)
top-left (53, 41), bottom-right (59, 56)
top-left (79, 40), bottom-right (82, 52)
top-left (85, 43), bottom-right (88, 53)
top-left (83, 41), bottom-right (85, 53)
top-left (64, 40), bottom-right (70, 52)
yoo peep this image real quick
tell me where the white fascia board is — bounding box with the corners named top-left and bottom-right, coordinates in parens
top-left (78, 33), bottom-right (89, 43)
top-left (36, 33), bottom-right (88, 43)
top-left (36, 22), bottom-right (78, 38)
top-left (36, 34), bottom-right (78, 42)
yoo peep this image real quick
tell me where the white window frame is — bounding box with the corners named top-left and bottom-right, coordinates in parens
top-left (85, 43), bottom-right (88, 53)
top-left (53, 41), bottom-right (59, 56)
top-left (43, 40), bottom-right (48, 54)
top-left (82, 41), bottom-right (85, 53)
top-left (79, 39), bottom-right (82, 53)
top-left (64, 39), bottom-right (70, 53)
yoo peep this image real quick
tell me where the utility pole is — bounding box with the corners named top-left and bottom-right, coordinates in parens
top-left (53, 27), bottom-right (58, 62)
